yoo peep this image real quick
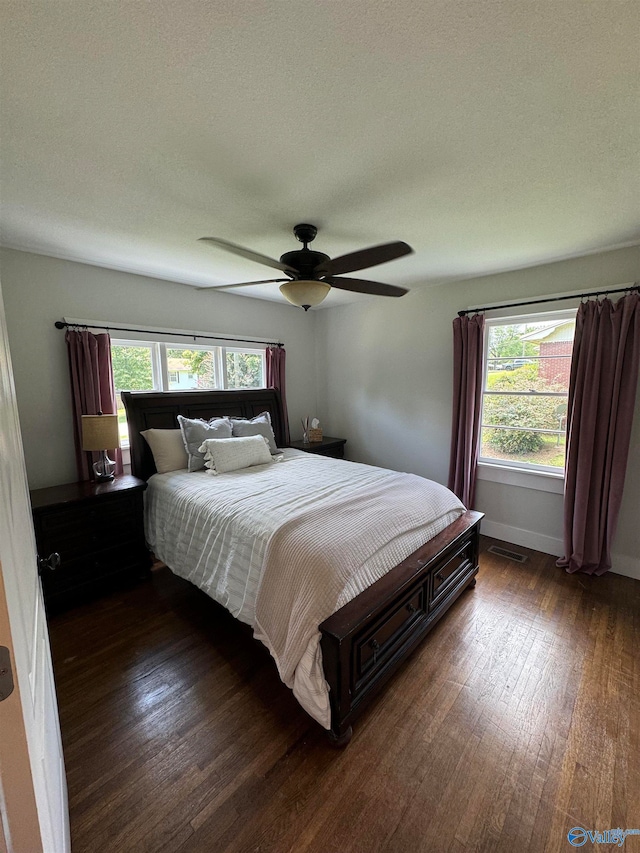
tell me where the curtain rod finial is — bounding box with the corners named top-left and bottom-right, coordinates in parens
top-left (54, 320), bottom-right (67, 329)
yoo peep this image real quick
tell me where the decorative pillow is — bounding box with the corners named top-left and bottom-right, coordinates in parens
top-left (231, 411), bottom-right (278, 454)
top-left (177, 415), bottom-right (233, 472)
top-left (198, 435), bottom-right (273, 475)
top-left (141, 429), bottom-right (189, 474)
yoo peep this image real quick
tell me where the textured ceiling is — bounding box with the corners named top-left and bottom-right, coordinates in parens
top-left (1, 0), bottom-right (639, 308)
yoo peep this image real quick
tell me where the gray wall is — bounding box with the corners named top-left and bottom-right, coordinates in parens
top-left (315, 245), bottom-right (640, 578)
top-left (0, 248), bottom-right (318, 489)
top-left (2, 244), bottom-right (639, 578)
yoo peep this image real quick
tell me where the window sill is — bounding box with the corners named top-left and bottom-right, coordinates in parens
top-left (477, 461), bottom-right (564, 494)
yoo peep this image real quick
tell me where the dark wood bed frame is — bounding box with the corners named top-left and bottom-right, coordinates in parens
top-left (122, 388), bottom-right (483, 745)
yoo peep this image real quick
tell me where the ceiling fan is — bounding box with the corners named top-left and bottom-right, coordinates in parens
top-left (198, 224), bottom-right (413, 310)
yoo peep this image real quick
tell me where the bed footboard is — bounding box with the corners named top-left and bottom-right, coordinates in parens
top-left (319, 510), bottom-right (483, 744)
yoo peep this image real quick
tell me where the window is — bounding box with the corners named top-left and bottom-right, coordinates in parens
top-left (165, 346), bottom-right (222, 391)
top-left (225, 347), bottom-right (265, 389)
top-left (480, 311), bottom-right (576, 474)
top-left (111, 338), bottom-right (266, 445)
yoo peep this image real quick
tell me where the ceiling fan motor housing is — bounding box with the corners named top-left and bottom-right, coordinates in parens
top-left (279, 249), bottom-right (330, 279)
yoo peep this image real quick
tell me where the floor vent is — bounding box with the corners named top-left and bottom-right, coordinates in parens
top-left (487, 545), bottom-right (528, 563)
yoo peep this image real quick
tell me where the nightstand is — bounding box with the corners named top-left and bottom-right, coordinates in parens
top-left (30, 475), bottom-right (151, 610)
top-left (289, 436), bottom-right (347, 459)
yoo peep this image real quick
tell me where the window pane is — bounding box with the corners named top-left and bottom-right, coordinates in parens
top-left (111, 344), bottom-right (156, 445)
top-left (480, 427), bottom-right (567, 468)
top-left (166, 348), bottom-right (219, 390)
top-left (481, 317), bottom-right (575, 470)
top-left (225, 350), bottom-right (264, 389)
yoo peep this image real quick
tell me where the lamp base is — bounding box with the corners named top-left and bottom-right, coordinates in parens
top-left (93, 451), bottom-right (116, 482)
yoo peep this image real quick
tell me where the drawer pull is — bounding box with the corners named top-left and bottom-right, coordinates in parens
top-left (435, 571), bottom-right (444, 582)
top-left (406, 603), bottom-right (417, 615)
top-left (37, 552), bottom-right (60, 575)
top-left (370, 639), bottom-right (380, 664)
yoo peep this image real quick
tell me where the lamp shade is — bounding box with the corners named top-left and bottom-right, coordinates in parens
top-left (81, 414), bottom-right (120, 450)
top-left (279, 280), bottom-right (331, 310)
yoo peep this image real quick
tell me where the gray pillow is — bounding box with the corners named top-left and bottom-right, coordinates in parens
top-left (231, 411), bottom-right (278, 454)
top-left (177, 414), bottom-right (233, 471)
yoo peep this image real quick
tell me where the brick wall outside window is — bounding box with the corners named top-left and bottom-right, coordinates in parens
top-left (539, 340), bottom-right (573, 386)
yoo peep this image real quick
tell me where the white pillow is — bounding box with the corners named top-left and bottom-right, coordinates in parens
top-left (177, 414), bottom-right (233, 472)
top-left (141, 429), bottom-right (189, 474)
top-left (231, 411), bottom-right (278, 454)
top-left (198, 435), bottom-right (273, 475)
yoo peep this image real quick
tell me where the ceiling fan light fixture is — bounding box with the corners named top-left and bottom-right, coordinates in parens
top-left (279, 280), bottom-right (331, 311)
top-left (200, 225), bottom-right (412, 305)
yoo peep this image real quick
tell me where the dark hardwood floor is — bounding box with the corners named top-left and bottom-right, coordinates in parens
top-left (48, 537), bottom-right (640, 853)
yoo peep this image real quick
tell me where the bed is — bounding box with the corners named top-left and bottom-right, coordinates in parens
top-left (123, 388), bottom-right (483, 744)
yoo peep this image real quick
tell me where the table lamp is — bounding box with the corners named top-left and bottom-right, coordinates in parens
top-left (81, 413), bottom-right (120, 481)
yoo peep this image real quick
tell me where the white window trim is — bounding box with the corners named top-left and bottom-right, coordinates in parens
top-left (479, 308), bottom-right (576, 483)
top-left (477, 461), bottom-right (564, 494)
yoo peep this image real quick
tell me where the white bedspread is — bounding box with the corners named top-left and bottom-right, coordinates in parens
top-left (144, 449), bottom-right (465, 728)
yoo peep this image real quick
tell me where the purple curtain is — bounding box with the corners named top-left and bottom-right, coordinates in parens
top-left (558, 292), bottom-right (640, 575)
top-left (66, 330), bottom-right (123, 481)
top-left (448, 313), bottom-right (485, 508)
top-left (266, 345), bottom-right (290, 445)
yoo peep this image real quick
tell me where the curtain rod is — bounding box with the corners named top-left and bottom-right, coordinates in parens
top-left (54, 320), bottom-right (283, 348)
top-left (457, 283), bottom-right (639, 317)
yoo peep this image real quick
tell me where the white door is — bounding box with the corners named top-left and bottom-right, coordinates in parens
top-left (0, 279), bottom-right (70, 853)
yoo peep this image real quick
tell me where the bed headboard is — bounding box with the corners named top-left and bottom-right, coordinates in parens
top-left (121, 388), bottom-right (286, 480)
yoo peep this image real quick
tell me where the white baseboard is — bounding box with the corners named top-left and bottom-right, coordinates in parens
top-left (611, 553), bottom-right (640, 581)
top-left (480, 519), bottom-right (640, 581)
top-left (481, 519), bottom-right (564, 557)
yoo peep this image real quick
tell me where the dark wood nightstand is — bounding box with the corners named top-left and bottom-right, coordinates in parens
top-left (289, 437), bottom-right (347, 459)
top-left (30, 475), bottom-right (151, 611)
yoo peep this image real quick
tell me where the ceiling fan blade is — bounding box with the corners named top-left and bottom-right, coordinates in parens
top-left (316, 241), bottom-right (412, 276)
top-left (198, 237), bottom-right (294, 272)
top-left (197, 278), bottom-right (290, 291)
top-left (324, 276), bottom-right (409, 298)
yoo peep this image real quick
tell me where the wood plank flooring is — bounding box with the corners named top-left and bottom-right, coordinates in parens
top-left (48, 538), bottom-right (640, 852)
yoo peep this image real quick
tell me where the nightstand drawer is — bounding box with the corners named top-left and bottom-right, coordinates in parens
top-left (316, 446), bottom-right (345, 459)
top-left (41, 544), bottom-right (148, 602)
top-left (289, 437), bottom-right (347, 458)
top-left (38, 496), bottom-right (141, 560)
top-left (47, 543), bottom-right (146, 583)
